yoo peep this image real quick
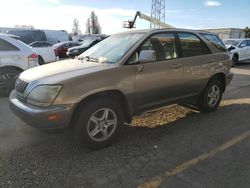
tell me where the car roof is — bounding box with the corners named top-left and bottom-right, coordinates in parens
top-left (119, 28), bottom-right (214, 35)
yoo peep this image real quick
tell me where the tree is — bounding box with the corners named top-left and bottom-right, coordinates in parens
top-left (243, 27), bottom-right (250, 38)
top-left (72, 18), bottom-right (81, 35)
top-left (86, 18), bottom-right (91, 34)
top-left (85, 11), bottom-right (101, 34)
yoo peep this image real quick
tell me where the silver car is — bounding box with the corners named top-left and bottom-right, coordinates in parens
top-left (10, 29), bottom-right (233, 149)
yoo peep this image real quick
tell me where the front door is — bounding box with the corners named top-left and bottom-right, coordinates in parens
top-left (238, 40), bottom-right (248, 60)
top-left (134, 32), bottom-right (184, 111)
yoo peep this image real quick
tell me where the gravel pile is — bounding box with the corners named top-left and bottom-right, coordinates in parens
top-left (131, 105), bottom-right (191, 128)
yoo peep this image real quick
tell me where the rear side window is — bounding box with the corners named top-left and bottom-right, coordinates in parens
top-left (178, 33), bottom-right (210, 58)
top-left (0, 38), bottom-right (19, 51)
top-left (201, 33), bottom-right (227, 52)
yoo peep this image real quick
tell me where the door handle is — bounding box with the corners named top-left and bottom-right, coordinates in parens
top-left (137, 64), bottom-right (144, 72)
top-left (170, 62), bottom-right (181, 69)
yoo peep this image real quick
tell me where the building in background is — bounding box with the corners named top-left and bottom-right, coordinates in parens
top-left (205, 28), bottom-right (245, 40)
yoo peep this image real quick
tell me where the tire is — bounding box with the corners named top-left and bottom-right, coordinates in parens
top-left (0, 68), bottom-right (21, 97)
top-left (73, 98), bottom-right (125, 150)
top-left (198, 79), bottom-right (223, 113)
top-left (232, 54), bottom-right (238, 66)
top-left (38, 56), bottom-right (45, 65)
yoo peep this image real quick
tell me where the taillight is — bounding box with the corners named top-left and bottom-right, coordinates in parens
top-left (28, 53), bottom-right (39, 66)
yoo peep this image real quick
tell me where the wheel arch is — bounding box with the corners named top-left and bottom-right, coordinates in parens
top-left (70, 89), bottom-right (133, 128)
top-left (207, 73), bottom-right (226, 93)
top-left (0, 65), bottom-right (24, 72)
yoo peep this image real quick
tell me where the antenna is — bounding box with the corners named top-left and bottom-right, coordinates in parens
top-left (151, 0), bottom-right (166, 28)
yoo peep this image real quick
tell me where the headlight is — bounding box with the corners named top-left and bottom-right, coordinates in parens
top-left (27, 85), bottom-right (62, 107)
top-left (73, 50), bottom-right (78, 53)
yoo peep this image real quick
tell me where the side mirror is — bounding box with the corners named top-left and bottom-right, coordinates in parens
top-left (139, 50), bottom-right (156, 63)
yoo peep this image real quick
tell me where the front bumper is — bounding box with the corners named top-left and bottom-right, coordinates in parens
top-left (9, 91), bottom-right (75, 130)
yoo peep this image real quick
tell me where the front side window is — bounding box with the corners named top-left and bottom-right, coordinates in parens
top-left (0, 38), bottom-right (19, 51)
top-left (223, 40), bottom-right (240, 47)
top-left (140, 33), bottom-right (178, 61)
top-left (178, 33), bottom-right (210, 58)
top-left (239, 40), bottom-right (247, 47)
top-left (201, 33), bottom-right (227, 52)
top-left (246, 40), bottom-right (250, 47)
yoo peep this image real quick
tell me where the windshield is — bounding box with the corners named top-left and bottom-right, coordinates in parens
top-left (224, 40), bottom-right (240, 46)
top-left (78, 33), bottom-right (144, 64)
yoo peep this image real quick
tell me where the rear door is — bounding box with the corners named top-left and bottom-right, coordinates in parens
top-left (134, 32), bottom-right (184, 110)
top-left (176, 32), bottom-right (214, 96)
top-left (0, 38), bottom-right (23, 68)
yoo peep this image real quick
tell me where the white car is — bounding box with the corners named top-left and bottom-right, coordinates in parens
top-left (0, 33), bottom-right (39, 96)
top-left (29, 41), bottom-right (58, 64)
top-left (224, 38), bottom-right (250, 65)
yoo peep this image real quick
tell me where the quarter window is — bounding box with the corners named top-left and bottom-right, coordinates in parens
top-left (201, 33), bottom-right (227, 52)
top-left (178, 33), bottom-right (210, 57)
top-left (141, 33), bottom-right (178, 61)
top-left (0, 39), bottom-right (19, 51)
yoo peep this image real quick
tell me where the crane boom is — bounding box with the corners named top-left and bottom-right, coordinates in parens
top-left (123, 11), bottom-right (174, 29)
top-left (137, 12), bottom-right (174, 28)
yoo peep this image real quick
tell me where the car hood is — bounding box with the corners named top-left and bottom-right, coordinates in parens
top-left (19, 59), bottom-right (109, 83)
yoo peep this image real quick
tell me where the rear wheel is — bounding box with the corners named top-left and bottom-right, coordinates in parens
top-left (38, 56), bottom-right (45, 65)
top-left (73, 98), bottom-right (125, 149)
top-left (198, 79), bottom-right (223, 113)
top-left (0, 68), bottom-right (21, 97)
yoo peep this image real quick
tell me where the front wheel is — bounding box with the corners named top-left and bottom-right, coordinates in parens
top-left (198, 79), bottom-right (223, 113)
top-left (232, 54), bottom-right (238, 66)
top-left (73, 98), bottom-right (125, 149)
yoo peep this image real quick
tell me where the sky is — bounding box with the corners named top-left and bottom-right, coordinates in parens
top-left (0, 0), bottom-right (249, 34)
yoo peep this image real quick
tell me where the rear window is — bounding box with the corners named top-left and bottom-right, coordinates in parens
top-left (201, 33), bottom-right (227, 52)
top-left (178, 33), bottom-right (211, 58)
top-left (0, 38), bottom-right (19, 51)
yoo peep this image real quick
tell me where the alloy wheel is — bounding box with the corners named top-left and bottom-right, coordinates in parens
top-left (87, 108), bottom-right (117, 142)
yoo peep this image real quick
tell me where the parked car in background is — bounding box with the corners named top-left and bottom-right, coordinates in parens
top-left (66, 38), bottom-right (103, 57)
top-left (224, 38), bottom-right (250, 65)
top-left (0, 34), bottom-right (38, 96)
top-left (43, 30), bottom-right (69, 45)
top-left (29, 41), bottom-right (57, 64)
top-left (7, 29), bottom-right (47, 44)
top-left (10, 29), bottom-right (233, 149)
top-left (53, 41), bottom-right (80, 58)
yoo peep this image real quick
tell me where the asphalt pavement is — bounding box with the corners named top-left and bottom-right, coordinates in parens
top-left (0, 62), bottom-right (250, 188)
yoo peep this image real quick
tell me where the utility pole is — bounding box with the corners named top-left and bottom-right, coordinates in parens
top-left (151, 0), bottom-right (166, 28)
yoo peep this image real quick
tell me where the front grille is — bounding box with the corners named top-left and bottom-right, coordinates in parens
top-left (15, 78), bottom-right (29, 93)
